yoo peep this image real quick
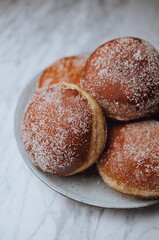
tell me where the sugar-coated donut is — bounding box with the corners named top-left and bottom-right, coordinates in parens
top-left (38, 56), bottom-right (87, 88)
top-left (21, 83), bottom-right (106, 176)
top-left (81, 37), bottom-right (159, 121)
top-left (98, 120), bottom-right (159, 199)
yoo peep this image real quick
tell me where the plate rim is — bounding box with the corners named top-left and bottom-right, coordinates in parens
top-left (14, 73), bottom-right (159, 210)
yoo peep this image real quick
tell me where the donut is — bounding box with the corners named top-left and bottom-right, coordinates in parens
top-left (21, 83), bottom-right (106, 176)
top-left (38, 56), bottom-right (87, 88)
top-left (81, 37), bottom-right (159, 121)
top-left (98, 120), bottom-right (159, 199)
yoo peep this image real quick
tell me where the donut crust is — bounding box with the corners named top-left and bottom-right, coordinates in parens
top-left (38, 56), bottom-right (87, 88)
top-left (22, 83), bottom-right (106, 176)
top-left (81, 37), bottom-right (159, 121)
top-left (98, 121), bottom-right (159, 199)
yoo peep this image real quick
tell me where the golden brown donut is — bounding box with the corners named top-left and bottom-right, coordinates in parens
top-left (21, 83), bottom-right (106, 176)
top-left (38, 56), bottom-right (87, 88)
top-left (81, 37), bottom-right (159, 121)
top-left (98, 120), bottom-right (159, 199)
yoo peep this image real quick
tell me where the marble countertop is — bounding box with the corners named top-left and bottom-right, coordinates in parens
top-left (1, 0), bottom-right (159, 239)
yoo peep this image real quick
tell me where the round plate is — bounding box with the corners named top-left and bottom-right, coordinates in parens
top-left (14, 74), bottom-right (159, 209)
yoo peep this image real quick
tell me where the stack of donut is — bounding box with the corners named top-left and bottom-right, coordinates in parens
top-left (21, 37), bottom-right (159, 199)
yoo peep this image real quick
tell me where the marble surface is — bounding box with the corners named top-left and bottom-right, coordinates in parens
top-left (0, 0), bottom-right (159, 239)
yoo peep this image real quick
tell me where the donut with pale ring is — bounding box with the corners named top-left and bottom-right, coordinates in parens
top-left (98, 120), bottom-right (159, 199)
top-left (21, 83), bottom-right (106, 176)
top-left (81, 37), bottom-right (159, 121)
top-left (38, 56), bottom-right (87, 88)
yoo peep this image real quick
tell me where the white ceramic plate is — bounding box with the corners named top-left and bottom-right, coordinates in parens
top-left (14, 73), bottom-right (159, 209)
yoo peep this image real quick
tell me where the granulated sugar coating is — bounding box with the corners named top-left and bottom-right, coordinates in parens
top-left (21, 84), bottom-right (92, 176)
top-left (98, 120), bottom-right (159, 195)
top-left (38, 56), bottom-right (87, 88)
top-left (81, 37), bottom-right (159, 120)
